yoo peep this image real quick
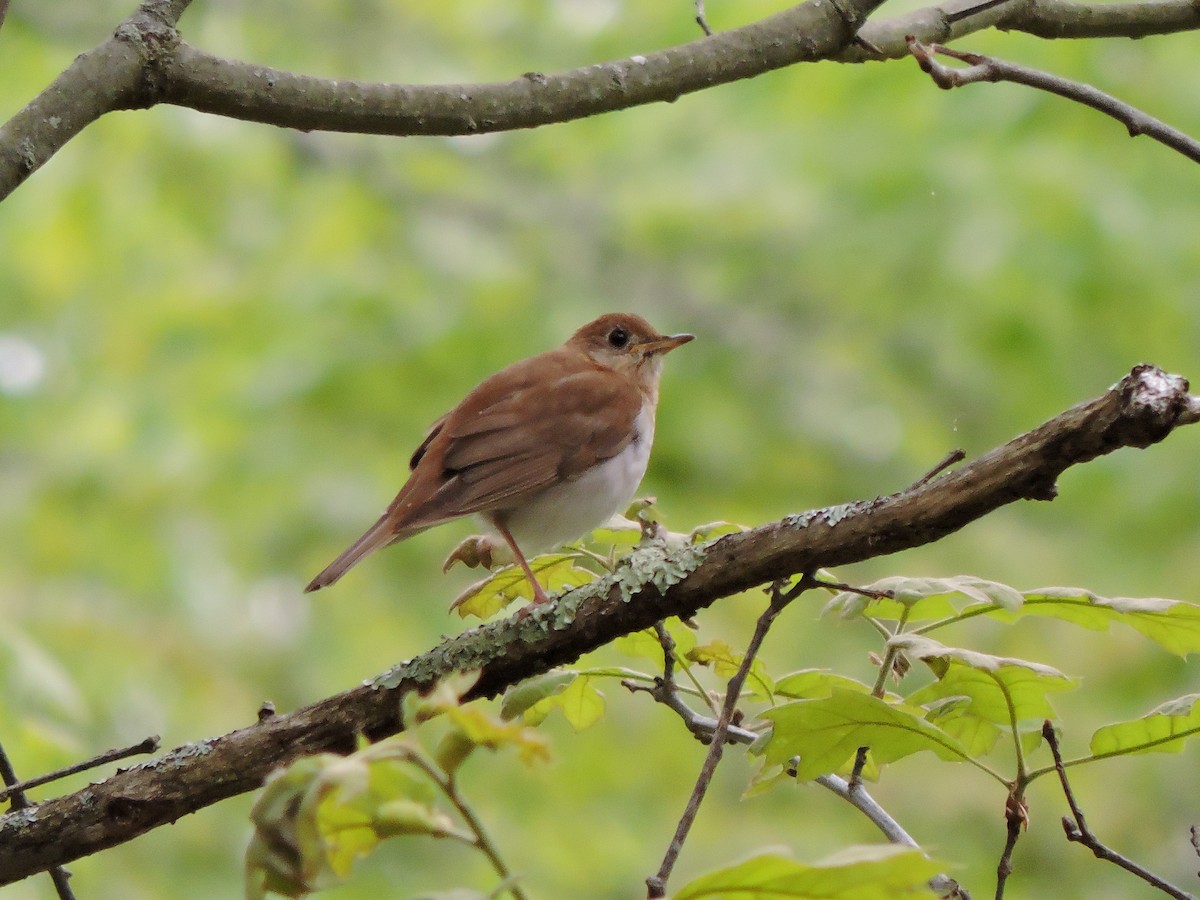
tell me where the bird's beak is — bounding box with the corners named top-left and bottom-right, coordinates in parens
top-left (640, 333), bottom-right (695, 355)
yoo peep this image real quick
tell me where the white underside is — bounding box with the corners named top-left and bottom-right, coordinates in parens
top-left (495, 403), bottom-right (655, 553)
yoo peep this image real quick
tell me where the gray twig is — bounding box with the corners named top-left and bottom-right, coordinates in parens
top-left (0, 735), bottom-right (159, 803)
top-left (0, 742), bottom-right (76, 900)
top-left (907, 37), bottom-right (1200, 165)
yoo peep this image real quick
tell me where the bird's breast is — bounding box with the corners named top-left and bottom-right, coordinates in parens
top-left (499, 403), bottom-right (656, 552)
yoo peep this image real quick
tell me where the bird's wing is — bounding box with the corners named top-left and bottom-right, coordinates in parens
top-left (403, 352), bottom-right (642, 526)
top-left (304, 350), bottom-right (642, 593)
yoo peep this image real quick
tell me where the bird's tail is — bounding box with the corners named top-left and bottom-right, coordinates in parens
top-left (305, 514), bottom-right (402, 593)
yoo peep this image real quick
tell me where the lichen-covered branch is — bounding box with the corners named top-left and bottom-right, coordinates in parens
top-left (0, 365), bottom-right (1195, 884)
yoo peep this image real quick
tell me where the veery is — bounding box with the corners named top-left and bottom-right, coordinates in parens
top-left (305, 313), bottom-right (693, 606)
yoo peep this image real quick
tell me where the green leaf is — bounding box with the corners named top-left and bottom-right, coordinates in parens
top-left (688, 520), bottom-right (748, 543)
top-left (987, 589), bottom-right (1200, 658)
top-left (775, 669), bottom-right (874, 700)
top-left (1089, 693), bottom-right (1200, 758)
top-left (896, 635), bottom-right (1077, 735)
top-left (500, 671), bottom-right (577, 721)
top-left (922, 696), bottom-right (1003, 758)
top-left (674, 845), bottom-right (944, 899)
top-left (521, 674), bottom-right (606, 731)
top-left (451, 554), bottom-right (595, 619)
top-left (829, 577), bottom-right (1200, 658)
top-left (444, 706), bottom-right (552, 763)
top-left (373, 798), bottom-right (458, 839)
top-left (687, 640), bottom-right (775, 700)
top-left (584, 515), bottom-right (644, 547)
top-left (823, 575), bottom-right (1025, 622)
top-left (760, 689), bottom-right (971, 781)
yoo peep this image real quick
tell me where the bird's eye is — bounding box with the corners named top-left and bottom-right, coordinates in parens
top-left (607, 326), bottom-right (630, 349)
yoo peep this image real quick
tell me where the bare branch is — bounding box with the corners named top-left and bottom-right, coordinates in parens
top-left (1043, 722), bottom-right (1196, 899)
top-left (0, 0), bottom-right (194, 200)
top-left (0, 365), bottom-right (1196, 884)
top-left (907, 38), bottom-right (1200, 164)
top-left (0, 0), bottom-right (884, 200)
top-left (995, 787), bottom-right (1027, 899)
top-left (647, 577), bottom-right (805, 898)
top-left (1002, 0), bottom-right (1200, 39)
top-left (0, 743), bottom-right (75, 900)
top-left (155, 0), bottom-right (881, 137)
top-left (4, 0), bottom-right (1199, 198)
top-left (844, 0), bottom-right (1200, 59)
top-left (910, 448), bottom-right (967, 489)
top-left (0, 737), bottom-right (159, 804)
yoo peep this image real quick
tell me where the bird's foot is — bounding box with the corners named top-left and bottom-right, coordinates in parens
top-left (442, 535), bottom-right (512, 573)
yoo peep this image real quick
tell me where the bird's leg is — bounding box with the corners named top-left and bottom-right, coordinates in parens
top-left (492, 519), bottom-right (552, 605)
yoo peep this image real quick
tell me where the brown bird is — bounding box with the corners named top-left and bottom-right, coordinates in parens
top-left (305, 313), bottom-right (693, 605)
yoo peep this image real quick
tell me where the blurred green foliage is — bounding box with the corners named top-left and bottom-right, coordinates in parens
top-left (1, 1), bottom-right (1198, 898)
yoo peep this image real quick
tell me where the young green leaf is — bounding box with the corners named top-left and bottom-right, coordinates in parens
top-left (519, 674), bottom-right (605, 731)
top-left (1090, 693), bottom-right (1200, 758)
top-left (760, 688), bottom-right (972, 781)
top-left (688, 520), bottom-right (748, 543)
top-left (985, 589), bottom-right (1200, 657)
top-left (584, 515), bottom-right (644, 547)
top-left (774, 669), bottom-right (874, 700)
top-left (824, 575), bottom-right (1025, 622)
top-left (500, 671), bottom-right (577, 722)
top-left (445, 705), bottom-right (551, 763)
top-left (673, 845), bottom-right (944, 899)
top-left (896, 634), bottom-right (1077, 735)
top-left (450, 553), bottom-right (595, 619)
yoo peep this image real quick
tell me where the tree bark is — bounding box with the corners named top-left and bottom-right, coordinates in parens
top-left (0, 364), bottom-right (1195, 884)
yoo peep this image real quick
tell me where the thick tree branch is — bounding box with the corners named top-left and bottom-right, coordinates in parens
top-left (0, 0), bottom-right (881, 200)
top-left (4, 0), bottom-right (1200, 199)
top-left (0, 0), bottom-right (191, 199)
top-left (0, 366), bottom-right (1196, 882)
top-left (846, 0), bottom-right (1200, 59)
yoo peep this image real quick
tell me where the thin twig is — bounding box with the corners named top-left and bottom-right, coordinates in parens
top-left (944, 0), bottom-right (1019, 22)
top-left (1043, 722), bottom-right (1195, 899)
top-left (622, 623), bottom-right (732, 742)
top-left (0, 743), bottom-right (77, 900)
top-left (907, 37), bottom-right (1200, 165)
top-left (911, 449), bottom-right (967, 490)
top-left (694, 0), bottom-right (714, 35)
top-left (0, 735), bottom-right (160, 803)
top-left (0, 0), bottom-right (10, 34)
top-left (810, 577), bottom-right (895, 601)
top-left (645, 574), bottom-right (810, 898)
top-left (627, 628), bottom-right (968, 897)
top-left (817, 774), bottom-right (970, 899)
top-left (406, 749), bottom-right (530, 900)
top-left (994, 786), bottom-right (1027, 900)
top-left (848, 746), bottom-right (870, 789)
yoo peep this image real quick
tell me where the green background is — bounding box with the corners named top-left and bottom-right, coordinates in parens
top-left (1, 1), bottom-right (1198, 897)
